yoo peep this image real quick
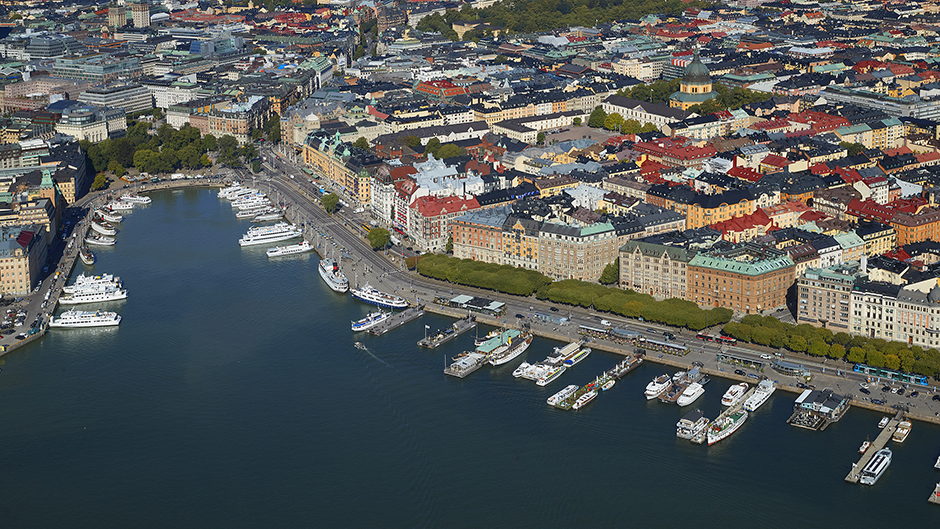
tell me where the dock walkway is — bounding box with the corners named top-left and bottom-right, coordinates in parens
top-left (845, 412), bottom-right (903, 483)
top-left (417, 316), bottom-right (476, 348)
top-left (368, 306), bottom-right (424, 336)
top-left (690, 387), bottom-right (757, 444)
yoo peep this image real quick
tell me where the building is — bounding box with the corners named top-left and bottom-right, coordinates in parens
top-left (77, 83), bottom-right (153, 114)
top-left (207, 96), bottom-right (269, 145)
top-left (791, 388), bottom-right (850, 429)
top-left (55, 104), bottom-right (127, 142)
top-left (687, 244), bottom-right (795, 313)
top-left (409, 195), bottom-right (480, 253)
top-left (131, 1), bottom-right (150, 28)
top-left (452, 205), bottom-right (511, 264)
top-left (53, 54), bottom-right (142, 83)
top-left (669, 49), bottom-right (717, 111)
top-left (0, 224), bottom-right (47, 296)
top-left (797, 265), bottom-right (861, 329)
top-left (108, 6), bottom-right (127, 28)
top-left (619, 239), bottom-right (697, 300)
top-left (139, 78), bottom-right (199, 109)
top-left (538, 222), bottom-right (619, 282)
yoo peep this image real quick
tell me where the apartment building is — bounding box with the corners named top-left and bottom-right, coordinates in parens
top-left (688, 244), bottom-right (795, 313)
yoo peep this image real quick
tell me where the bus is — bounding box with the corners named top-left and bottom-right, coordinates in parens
top-left (696, 333), bottom-right (715, 341)
top-left (716, 336), bottom-right (737, 346)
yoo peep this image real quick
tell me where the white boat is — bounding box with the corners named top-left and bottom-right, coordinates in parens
top-left (512, 362), bottom-right (530, 378)
top-left (120, 193), bottom-right (151, 204)
top-left (486, 331), bottom-right (533, 366)
top-left (85, 234), bottom-right (116, 246)
top-left (572, 390), bottom-right (598, 410)
top-left (677, 409), bottom-right (710, 439)
top-left (350, 284), bottom-right (408, 310)
top-left (860, 448), bottom-right (892, 486)
top-left (49, 309), bottom-right (121, 328)
top-left (79, 247), bottom-right (95, 266)
top-left (59, 287), bottom-right (127, 304)
top-left (859, 440), bottom-right (871, 454)
top-left (91, 221), bottom-right (117, 236)
top-left (235, 199), bottom-right (271, 211)
top-left (94, 209), bottom-right (123, 222)
top-left (238, 225), bottom-right (302, 246)
top-left (106, 201), bottom-right (134, 211)
top-left (707, 410), bottom-right (747, 446)
top-left (236, 207), bottom-right (269, 219)
top-left (520, 363), bottom-right (550, 381)
top-left (63, 273), bottom-right (122, 294)
top-left (744, 379), bottom-right (775, 412)
top-left (547, 384), bottom-right (579, 406)
top-left (562, 347), bottom-right (591, 367)
top-left (535, 365), bottom-right (566, 387)
top-left (351, 311), bottom-right (389, 332)
top-left (935, 455), bottom-right (940, 470)
top-left (252, 209), bottom-right (284, 222)
top-left (601, 379), bottom-right (616, 391)
top-left (645, 374), bottom-right (671, 400)
top-left (318, 258), bottom-right (348, 293)
top-left (721, 382), bottom-right (749, 407)
top-left (246, 222), bottom-right (294, 234)
top-left (218, 184), bottom-right (243, 199)
top-left (892, 420), bottom-right (911, 443)
top-left (444, 352), bottom-right (487, 378)
top-left (878, 417), bottom-right (890, 429)
top-left (677, 382), bottom-right (705, 407)
top-left (266, 240), bottom-right (313, 257)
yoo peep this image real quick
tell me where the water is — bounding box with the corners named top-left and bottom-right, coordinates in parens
top-left (0, 189), bottom-right (938, 527)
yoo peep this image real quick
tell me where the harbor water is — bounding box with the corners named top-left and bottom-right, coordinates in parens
top-left (0, 188), bottom-right (938, 527)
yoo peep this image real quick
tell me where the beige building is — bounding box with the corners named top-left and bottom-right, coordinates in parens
top-left (619, 240), bottom-right (694, 300)
top-left (797, 266), bottom-right (860, 330)
top-left (538, 222), bottom-right (619, 282)
top-left (0, 224), bottom-right (47, 297)
top-left (688, 245), bottom-right (795, 314)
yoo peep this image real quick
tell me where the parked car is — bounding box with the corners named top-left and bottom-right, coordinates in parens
top-left (746, 373), bottom-right (759, 380)
top-left (796, 382), bottom-right (808, 389)
top-left (933, 394), bottom-right (940, 402)
top-left (859, 388), bottom-right (871, 395)
top-left (872, 398), bottom-right (886, 405)
top-left (734, 369), bottom-right (746, 376)
top-left (549, 307), bottom-right (559, 312)
top-left (910, 391), bottom-right (919, 398)
top-left (760, 354), bottom-right (773, 360)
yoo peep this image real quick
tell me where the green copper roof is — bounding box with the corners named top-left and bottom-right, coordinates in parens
top-left (689, 253), bottom-right (794, 276)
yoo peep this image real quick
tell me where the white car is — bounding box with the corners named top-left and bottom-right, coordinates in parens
top-left (859, 382), bottom-right (869, 389)
top-left (760, 354), bottom-right (773, 360)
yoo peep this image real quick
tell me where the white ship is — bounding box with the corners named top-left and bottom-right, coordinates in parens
top-left (252, 209), bottom-right (284, 222)
top-left (59, 286), bottom-right (127, 304)
top-left (572, 390), bottom-right (598, 410)
top-left (49, 309), bottom-right (121, 328)
top-left (721, 382), bottom-right (750, 407)
top-left (235, 198), bottom-right (271, 211)
top-left (91, 221), bottom-right (117, 236)
top-left (318, 258), bottom-right (348, 293)
top-left (535, 365), bottom-right (566, 387)
top-left (246, 222), bottom-right (294, 234)
top-left (934, 455), bottom-right (940, 470)
top-left (218, 184), bottom-right (243, 199)
top-left (562, 347), bottom-right (591, 367)
top-left (106, 201), bottom-right (134, 211)
top-left (645, 374), bottom-right (672, 400)
top-left (79, 246), bottom-right (95, 266)
top-left (85, 234), bottom-right (116, 246)
top-left (707, 410), bottom-right (748, 446)
top-left (486, 331), bottom-right (533, 366)
top-left (677, 382), bottom-right (706, 407)
top-left (267, 240), bottom-right (313, 257)
top-left (63, 273), bottom-right (122, 294)
top-left (677, 409), bottom-right (710, 439)
top-left (95, 209), bottom-right (123, 223)
top-left (238, 225), bottom-right (302, 246)
top-left (120, 193), bottom-right (151, 204)
top-left (350, 284), bottom-right (408, 310)
top-left (892, 420), bottom-right (911, 443)
top-left (236, 207), bottom-right (269, 219)
top-left (351, 311), bottom-right (390, 332)
top-left (512, 362), bottom-right (531, 378)
top-left (744, 380), bottom-right (776, 412)
top-left (547, 384), bottom-right (579, 406)
top-left (860, 448), bottom-right (892, 486)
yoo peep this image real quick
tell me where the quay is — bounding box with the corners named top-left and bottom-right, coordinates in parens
top-left (691, 387), bottom-right (757, 444)
top-left (417, 316), bottom-right (477, 348)
top-left (845, 411), bottom-right (904, 484)
top-left (367, 306), bottom-right (425, 336)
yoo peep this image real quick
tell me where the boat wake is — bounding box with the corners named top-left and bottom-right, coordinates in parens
top-left (355, 342), bottom-right (396, 370)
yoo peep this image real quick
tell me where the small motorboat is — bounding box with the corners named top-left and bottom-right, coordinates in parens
top-left (354, 342), bottom-right (367, 351)
top-left (859, 439), bottom-right (871, 454)
top-left (878, 416), bottom-right (889, 429)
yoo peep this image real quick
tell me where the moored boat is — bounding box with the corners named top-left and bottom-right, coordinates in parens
top-left (859, 448), bottom-right (892, 486)
top-left (238, 224), bottom-right (302, 246)
top-left (79, 246), bottom-right (95, 266)
top-left (677, 382), bottom-right (705, 407)
top-left (601, 379), bottom-right (616, 391)
top-left (318, 258), bottom-right (348, 293)
top-left (878, 417), bottom-right (890, 429)
top-left (91, 221), bottom-right (117, 236)
top-left (444, 352), bottom-right (487, 378)
top-left (535, 365), bottom-right (566, 387)
top-left (547, 384), bottom-right (579, 406)
top-left (59, 286), bottom-right (127, 304)
top-left (350, 283), bottom-right (408, 310)
top-left (63, 273), bottom-right (121, 293)
top-left (744, 379), bottom-right (775, 412)
top-left (677, 409), bottom-right (710, 440)
top-left (351, 311), bottom-right (390, 332)
top-left (721, 382), bottom-right (749, 407)
top-left (120, 193), bottom-right (151, 204)
top-left (644, 374), bottom-right (671, 400)
top-left (94, 209), bottom-right (123, 223)
top-left (859, 439), bottom-right (871, 454)
top-left (486, 330), bottom-right (533, 366)
top-left (572, 390), bottom-right (598, 410)
top-left (892, 420), bottom-right (911, 443)
top-left (49, 309), bottom-right (121, 328)
top-left (106, 201), bottom-right (134, 211)
top-left (562, 347), bottom-right (591, 367)
top-left (707, 410), bottom-right (748, 446)
top-left (85, 234), bottom-right (116, 246)
top-left (266, 240), bottom-right (313, 257)
top-left (512, 362), bottom-right (530, 378)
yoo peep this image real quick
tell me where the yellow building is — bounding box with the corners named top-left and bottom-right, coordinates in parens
top-left (669, 50), bottom-right (717, 111)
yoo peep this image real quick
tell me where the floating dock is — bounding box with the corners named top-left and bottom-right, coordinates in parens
top-left (367, 306), bottom-right (424, 336)
top-left (417, 316), bottom-right (476, 348)
top-left (444, 352), bottom-right (487, 378)
top-left (691, 387), bottom-right (757, 445)
top-left (553, 357), bottom-right (639, 411)
top-left (845, 412), bottom-right (903, 484)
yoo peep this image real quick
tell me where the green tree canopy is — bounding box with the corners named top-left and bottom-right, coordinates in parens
top-left (588, 106), bottom-right (607, 128)
top-left (367, 227), bottom-right (391, 250)
top-left (321, 193), bottom-right (340, 214)
top-left (353, 137), bottom-right (370, 150)
top-left (599, 258), bottom-right (619, 285)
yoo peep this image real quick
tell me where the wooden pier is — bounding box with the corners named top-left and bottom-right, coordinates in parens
top-left (417, 316), bottom-right (476, 348)
top-left (367, 306), bottom-right (425, 336)
top-left (845, 412), bottom-right (903, 484)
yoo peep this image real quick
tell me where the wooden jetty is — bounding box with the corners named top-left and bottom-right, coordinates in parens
top-left (845, 412), bottom-right (904, 484)
top-left (417, 316), bottom-right (476, 348)
top-left (368, 306), bottom-right (425, 336)
top-left (691, 387), bottom-right (756, 445)
top-left (928, 482), bottom-right (940, 505)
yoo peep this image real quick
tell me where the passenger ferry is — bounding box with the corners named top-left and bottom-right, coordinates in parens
top-left (677, 382), bottom-right (705, 407)
top-left (106, 201), bottom-right (134, 211)
top-left (487, 331), bottom-right (533, 366)
top-left (91, 221), bottom-right (117, 236)
top-left (350, 284), bottom-right (408, 310)
top-left (79, 247), bottom-right (96, 266)
top-left (63, 273), bottom-right (122, 294)
top-left (677, 409), bottom-right (710, 440)
top-left (707, 410), bottom-right (748, 446)
top-left (351, 311), bottom-right (390, 332)
top-left (572, 390), bottom-right (598, 410)
top-left (644, 374), bottom-right (672, 400)
top-left (266, 240), bottom-right (313, 257)
top-left (562, 347), bottom-right (591, 367)
top-left (94, 209), bottom-right (123, 223)
top-left (59, 286), bottom-right (127, 305)
top-left (85, 234), bottom-right (116, 246)
top-left (238, 225), bottom-right (302, 246)
top-left (50, 309), bottom-right (121, 328)
top-left (120, 193), bottom-right (152, 204)
top-left (535, 365), bottom-right (566, 387)
top-left (218, 184), bottom-right (244, 199)
top-left (859, 448), bottom-right (892, 486)
top-left (253, 209), bottom-right (285, 222)
top-left (318, 258), bottom-right (348, 293)
top-left (892, 420), bottom-right (912, 443)
top-left (236, 206), bottom-right (268, 219)
top-left (547, 385), bottom-right (579, 406)
top-left (744, 380), bottom-right (775, 412)
top-left (721, 382), bottom-right (749, 407)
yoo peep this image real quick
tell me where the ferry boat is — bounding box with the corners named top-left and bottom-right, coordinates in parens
top-left (878, 417), bottom-right (890, 429)
top-left (601, 379), bottom-right (616, 391)
top-left (49, 309), bottom-right (121, 328)
top-left (562, 347), bottom-right (591, 367)
top-left (238, 225), bottom-right (302, 246)
top-left (488, 331), bottom-right (533, 366)
top-left (535, 365), bottom-right (566, 387)
top-left (235, 199), bottom-right (272, 211)
top-left (350, 284), bottom-right (408, 310)
top-left (79, 247), bottom-right (95, 266)
top-left (59, 287), bottom-right (127, 305)
top-left (253, 209), bottom-right (284, 222)
top-left (91, 221), bottom-right (117, 236)
top-left (572, 390), bottom-right (598, 410)
top-left (444, 352), bottom-right (487, 378)
top-left (892, 420), bottom-right (911, 443)
top-left (236, 207), bottom-right (268, 219)
top-left (63, 273), bottom-right (121, 294)
top-left (246, 222), bottom-right (294, 234)
top-left (860, 448), bottom-right (892, 486)
top-left (85, 234), bottom-right (116, 246)
top-left (677, 382), bottom-right (705, 407)
top-left (266, 240), bottom-right (313, 257)
top-left (707, 410), bottom-right (748, 446)
top-left (721, 382), bottom-right (749, 407)
top-left (218, 184), bottom-right (243, 199)
top-left (106, 201), bottom-right (134, 211)
top-left (94, 209), bottom-right (123, 223)
top-left (474, 329), bottom-right (502, 347)
top-left (744, 380), bottom-right (775, 412)
top-left (645, 374), bottom-right (672, 400)
top-left (677, 409), bottom-right (710, 440)
top-left (351, 311), bottom-right (390, 332)
top-left (318, 258), bottom-right (349, 293)
top-left (120, 193), bottom-right (151, 204)
top-left (547, 384), bottom-right (579, 406)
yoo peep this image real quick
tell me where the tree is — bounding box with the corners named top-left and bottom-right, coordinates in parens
top-left (178, 145), bottom-right (202, 169)
top-left (322, 193), bottom-right (340, 214)
top-left (251, 159), bottom-right (261, 173)
top-left (202, 134), bottom-right (218, 151)
top-left (251, 128), bottom-right (263, 141)
top-left (200, 154), bottom-right (212, 167)
top-left (107, 160), bottom-right (125, 178)
top-left (403, 135), bottom-right (421, 148)
top-left (267, 119), bottom-right (281, 144)
top-left (445, 235), bottom-right (453, 253)
top-left (828, 343), bottom-right (846, 360)
top-left (603, 112), bottom-right (623, 131)
top-left (218, 135), bottom-right (238, 155)
top-left (367, 227), bottom-right (391, 250)
top-left (353, 136), bottom-right (370, 150)
top-left (435, 144), bottom-right (464, 159)
top-left (153, 108), bottom-right (164, 121)
top-left (599, 258), bottom-right (619, 285)
top-left (573, 117), bottom-right (582, 126)
top-left (253, 47), bottom-right (267, 55)
top-left (833, 332), bottom-right (851, 346)
top-left (588, 106), bottom-right (607, 128)
top-left (240, 142), bottom-right (258, 162)
top-left (788, 334), bottom-right (807, 352)
top-left (425, 138), bottom-right (441, 156)
top-left (847, 346), bottom-right (866, 364)
top-left (91, 173), bottom-right (108, 191)
top-left (353, 45), bottom-right (366, 60)
top-left (536, 132), bottom-right (546, 145)
top-left (840, 141), bottom-right (866, 157)
top-left (134, 149), bottom-right (157, 172)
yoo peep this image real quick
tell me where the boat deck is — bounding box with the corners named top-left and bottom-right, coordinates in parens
top-left (691, 387), bottom-right (757, 445)
top-left (367, 306), bottom-right (425, 336)
top-left (417, 316), bottom-right (476, 348)
top-left (845, 411), bottom-right (904, 484)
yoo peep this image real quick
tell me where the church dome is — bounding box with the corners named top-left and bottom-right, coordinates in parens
top-left (683, 49), bottom-right (711, 85)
